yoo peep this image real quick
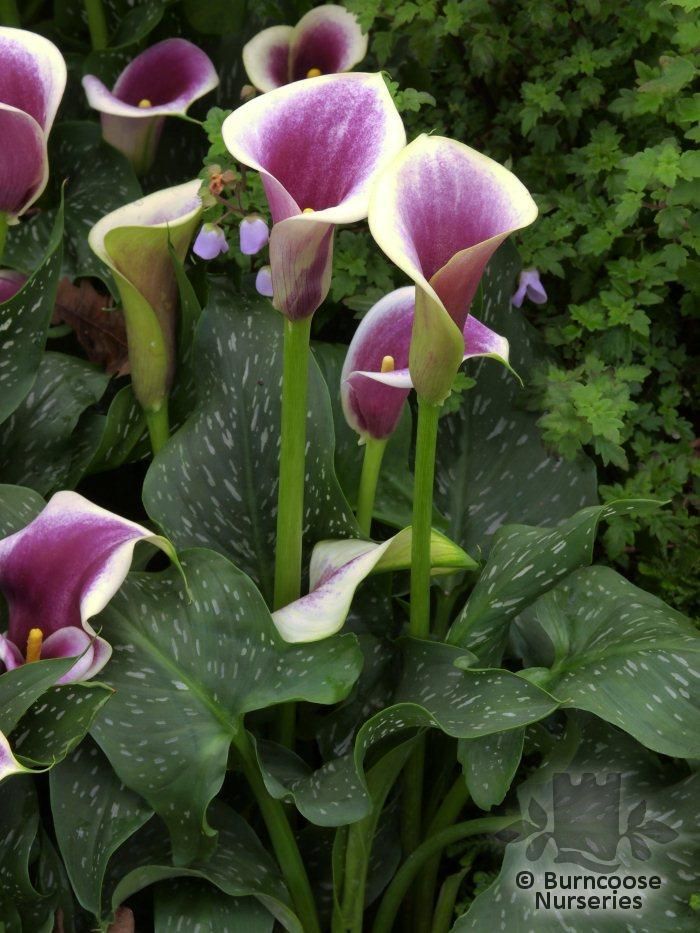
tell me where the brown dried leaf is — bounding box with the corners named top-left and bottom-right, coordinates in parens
top-left (53, 277), bottom-right (130, 376)
top-left (107, 906), bottom-right (135, 933)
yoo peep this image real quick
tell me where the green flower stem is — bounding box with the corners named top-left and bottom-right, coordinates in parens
top-left (414, 777), bottom-right (471, 933)
top-left (0, 0), bottom-right (20, 25)
top-left (401, 398), bottom-right (441, 877)
top-left (274, 316), bottom-right (312, 748)
top-left (145, 404), bottom-right (170, 456)
top-left (432, 588), bottom-right (460, 641)
top-left (233, 730), bottom-right (321, 933)
top-left (401, 738), bottom-right (424, 858)
top-left (430, 869), bottom-right (469, 933)
top-left (410, 397), bottom-right (441, 638)
top-left (84, 0), bottom-right (108, 50)
top-left (356, 436), bottom-right (388, 536)
top-left (372, 816), bottom-right (517, 933)
top-left (335, 742), bottom-right (413, 933)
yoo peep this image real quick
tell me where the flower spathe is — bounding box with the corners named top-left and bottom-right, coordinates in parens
top-left (222, 73), bottom-right (405, 320)
top-left (88, 180), bottom-right (202, 413)
top-left (243, 4), bottom-right (367, 93)
top-left (512, 268), bottom-right (547, 307)
top-left (369, 135), bottom-right (537, 404)
top-left (341, 285), bottom-right (512, 441)
top-left (272, 527), bottom-right (474, 643)
top-left (0, 491), bottom-right (177, 684)
top-left (82, 39), bottom-right (219, 175)
top-left (0, 27), bottom-right (66, 221)
top-left (0, 269), bottom-right (26, 303)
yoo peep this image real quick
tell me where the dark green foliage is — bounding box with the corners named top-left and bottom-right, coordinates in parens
top-left (341, 0), bottom-right (699, 612)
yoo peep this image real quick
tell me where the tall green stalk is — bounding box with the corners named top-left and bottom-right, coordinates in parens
top-left (233, 730), bottom-right (321, 933)
top-left (0, 0), bottom-right (20, 26)
top-left (409, 398), bottom-right (441, 638)
top-left (84, 0), bottom-right (108, 49)
top-left (356, 436), bottom-right (387, 536)
top-left (402, 397), bottom-right (441, 864)
top-left (274, 316), bottom-right (312, 746)
top-left (372, 816), bottom-right (517, 933)
top-left (414, 777), bottom-right (471, 933)
top-left (145, 404), bottom-right (169, 456)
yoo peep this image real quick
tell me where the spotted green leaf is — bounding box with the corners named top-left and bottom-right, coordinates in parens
top-left (144, 289), bottom-right (357, 602)
top-left (0, 204), bottom-right (64, 426)
top-left (434, 243), bottom-right (598, 555)
top-left (454, 718), bottom-right (700, 931)
top-left (50, 737), bottom-right (153, 918)
top-left (0, 777), bottom-right (69, 930)
top-left (85, 385), bottom-right (147, 475)
top-left (0, 484), bottom-right (44, 537)
top-left (254, 638), bottom-right (558, 826)
top-left (90, 548), bottom-right (362, 864)
top-left (154, 880), bottom-right (274, 933)
top-left (110, 0), bottom-right (165, 48)
top-left (458, 728), bottom-right (525, 810)
top-left (449, 499), bottom-right (662, 662)
top-left (0, 352), bottom-right (109, 495)
top-left (11, 683), bottom-right (112, 768)
top-left (104, 803), bottom-right (300, 932)
top-left (0, 658), bottom-right (78, 739)
top-left (514, 565), bottom-right (700, 758)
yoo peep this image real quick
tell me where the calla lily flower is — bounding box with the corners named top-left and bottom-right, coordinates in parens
top-left (0, 27), bottom-right (66, 222)
top-left (341, 286), bottom-right (511, 441)
top-left (1, 732), bottom-right (29, 781)
top-left (222, 73), bottom-right (405, 321)
top-left (369, 135), bottom-right (537, 404)
top-left (0, 270), bottom-right (26, 303)
top-left (512, 267), bottom-right (547, 307)
top-left (193, 222), bottom-right (229, 260)
top-left (272, 527), bottom-right (474, 643)
top-left (243, 5), bottom-right (368, 93)
top-left (239, 214), bottom-right (270, 255)
top-left (88, 180), bottom-right (202, 418)
top-left (82, 39), bottom-right (219, 175)
top-left (0, 491), bottom-right (177, 684)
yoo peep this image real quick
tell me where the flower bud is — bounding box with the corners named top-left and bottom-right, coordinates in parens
top-left (193, 223), bottom-right (229, 260)
top-left (239, 215), bottom-right (270, 255)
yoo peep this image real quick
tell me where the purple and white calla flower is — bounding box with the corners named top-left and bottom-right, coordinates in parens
top-left (341, 285), bottom-right (511, 441)
top-left (0, 27), bottom-right (66, 223)
top-left (511, 267), bottom-right (547, 307)
top-left (0, 269), bottom-right (27, 303)
top-left (369, 135), bottom-right (537, 403)
top-left (222, 73), bottom-right (405, 320)
top-left (243, 4), bottom-right (367, 93)
top-left (88, 180), bottom-right (202, 415)
top-left (0, 491), bottom-right (177, 684)
top-left (272, 527), bottom-right (473, 643)
top-left (82, 39), bottom-right (219, 175)
top-left (0, 731), bottom-right (30, 781)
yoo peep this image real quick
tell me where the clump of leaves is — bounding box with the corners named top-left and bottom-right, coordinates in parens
top-left (344, 0), bottom-right (699, 612)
